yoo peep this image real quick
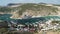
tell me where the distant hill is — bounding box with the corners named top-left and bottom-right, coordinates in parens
top-left (0, 3), bottom-right (60, 18)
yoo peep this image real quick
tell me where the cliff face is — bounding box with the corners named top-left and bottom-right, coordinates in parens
top-left (0, 3), bottom-right (60, 18)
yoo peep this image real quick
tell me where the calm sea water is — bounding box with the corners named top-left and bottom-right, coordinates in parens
top-left (0, 14), bottom-right (60, 24)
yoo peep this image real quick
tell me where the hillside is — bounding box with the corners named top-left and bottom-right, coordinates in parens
top-left (0, 3), bottom-right (60, 18)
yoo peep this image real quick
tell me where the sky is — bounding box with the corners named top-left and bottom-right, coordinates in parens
top-left (0, 0), bottom-right (60, 6)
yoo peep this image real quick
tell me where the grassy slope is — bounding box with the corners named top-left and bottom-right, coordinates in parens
top-left (0, 3), bottom-right (59, 16)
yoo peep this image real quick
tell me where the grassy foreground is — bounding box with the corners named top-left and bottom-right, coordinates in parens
top-left (0, 28), bottom-right (60, 34)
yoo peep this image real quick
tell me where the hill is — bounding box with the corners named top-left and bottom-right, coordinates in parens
top-left (0, 3), bottom-right (60, 18)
